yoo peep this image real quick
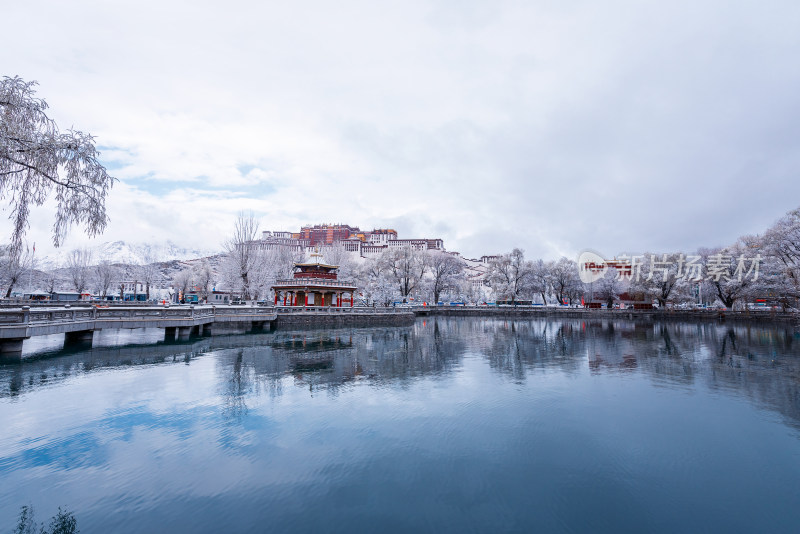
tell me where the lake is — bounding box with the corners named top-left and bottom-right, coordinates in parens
top-left (1, 318), bottom-right (799, 533)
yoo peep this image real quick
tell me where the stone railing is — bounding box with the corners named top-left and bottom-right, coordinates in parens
top-left (0, 305), bottom-right (276, 326)
top-left (0, 300), bottom-right (170, 308)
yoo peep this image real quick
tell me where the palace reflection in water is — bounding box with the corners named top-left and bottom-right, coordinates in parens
top-left (4, 318), bottom-right (799, 428)
top-left (1, 318), bottom-right (799, 533)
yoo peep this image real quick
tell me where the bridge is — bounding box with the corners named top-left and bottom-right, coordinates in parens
top-left (0, 305), bottom-right (277, 358)
top-left (0, 304), bottom-right (420, 359)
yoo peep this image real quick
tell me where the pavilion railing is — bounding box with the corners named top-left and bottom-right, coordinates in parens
top-left (273, 278), bottom-right (358, 288)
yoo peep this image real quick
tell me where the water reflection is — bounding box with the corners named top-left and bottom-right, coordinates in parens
top-left (3, 318), bottom-right (798, 429)
top-left (1, 318), bottom-right (799, 533)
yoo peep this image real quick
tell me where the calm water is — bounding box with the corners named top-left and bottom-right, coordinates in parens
top-left (1, 318), bottom-right (799, 533)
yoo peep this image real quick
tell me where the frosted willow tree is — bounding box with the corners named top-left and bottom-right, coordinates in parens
top-left (1, 76), bottom-right (116, 257)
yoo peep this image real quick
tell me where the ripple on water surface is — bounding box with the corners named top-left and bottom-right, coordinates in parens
top-left (1, 318), bottom-right (799, 533)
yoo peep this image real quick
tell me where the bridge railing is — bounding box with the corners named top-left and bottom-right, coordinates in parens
top-left (0, 305), bottom-right (277, 326)
top-left (212, 306), bottom-right (277, 317)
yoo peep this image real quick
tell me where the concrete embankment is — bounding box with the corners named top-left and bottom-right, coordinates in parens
top-left (275, 311), bottom-right (415, 327)
top-left (413, 306), bottom-right (800, 327)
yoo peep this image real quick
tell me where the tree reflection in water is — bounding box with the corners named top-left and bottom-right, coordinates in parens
top-left (2, 318), bottom-right (799, 429)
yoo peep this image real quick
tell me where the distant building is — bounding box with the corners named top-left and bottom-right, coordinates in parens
top-left (250, 223), bottom-right (444, 258)
top-left (206, 290), bottom-right (232, 304)
top-left (300, 223), bottom-right (361, 246)
top-left (115, 281), bottom-right (147, 301)
top-left (50, 291), bottom-right (82, 302)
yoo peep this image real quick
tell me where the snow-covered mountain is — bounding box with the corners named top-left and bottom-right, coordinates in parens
top-left (36, 240), bottom-right (220, 270)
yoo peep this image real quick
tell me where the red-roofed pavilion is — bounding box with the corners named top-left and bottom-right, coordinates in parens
top-left (271, 250), bottom-right (358, 307)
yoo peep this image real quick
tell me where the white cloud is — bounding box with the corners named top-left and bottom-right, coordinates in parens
top-left (3, 0), bottom-right (800, 260)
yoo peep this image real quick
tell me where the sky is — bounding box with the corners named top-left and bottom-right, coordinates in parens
top-left (3, 0), bottom-right (800, 261)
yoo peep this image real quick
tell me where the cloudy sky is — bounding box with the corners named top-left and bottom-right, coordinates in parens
top-left (3, 0), bottom-right (800, 260)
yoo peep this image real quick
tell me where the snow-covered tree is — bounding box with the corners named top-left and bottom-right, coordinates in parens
top-left (323, 244), bottom-right (357, 280)
top-left (358, 257), bottom-right (396, 306)
top-left (93, 260), bottom-right (117, 299)
top-left (1, 76), bottom-right (116, 256)
top-left (486, 248), bottom-right (533, 303)
top-left (629, 253), bottom-right (692, 308)
top-left (424, 250), bottom-right (465, 304)
top-left (700, 244), bottom-right (756, 309)
top-left (172, 267), bottom-right (193, 302)
top-left (43, 268), bottom-right (59, 295)
top-left (379, 246), bottom-right (427, 299)
top-left (549, 257), bottom-right (582, 305)
top-left (139, 246), bottom-right (161, 300)
top-left (115, 263), bottom-right (134, 301)
top-left (66, 248), bottom-right (92, 294)
top-left (593, 267), bottom-right (623, 308)
top-left (246, 246), bottom-right (303, 302)
top-left (0, 243), bottom-right (34, 297)
top-left (192, 259), bottom-right (214, 301)
top-left (530, 259), bottom-right (550, 305)
top-left (762, 208), bottom-right (800, 306)
top-left (464, 280), bottom-right (489, 305)
top-left (223, 212), bottom-right (260, 300)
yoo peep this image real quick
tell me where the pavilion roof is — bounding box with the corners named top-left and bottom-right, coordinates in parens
top-left (294, 247), bottom-right (338, 269)
top-left (294, 261), bottom-right (338, 269)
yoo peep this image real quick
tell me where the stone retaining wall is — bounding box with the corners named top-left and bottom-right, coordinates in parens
top-left (275, 312), bottom-right (415, 328)
top-left (415, 307), bottom-right (800, 326)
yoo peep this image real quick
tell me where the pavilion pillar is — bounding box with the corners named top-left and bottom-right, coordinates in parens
top-left (274, 293), bottom-right (278, 305)
top-left (304, 293), bottom-right (308, 306)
